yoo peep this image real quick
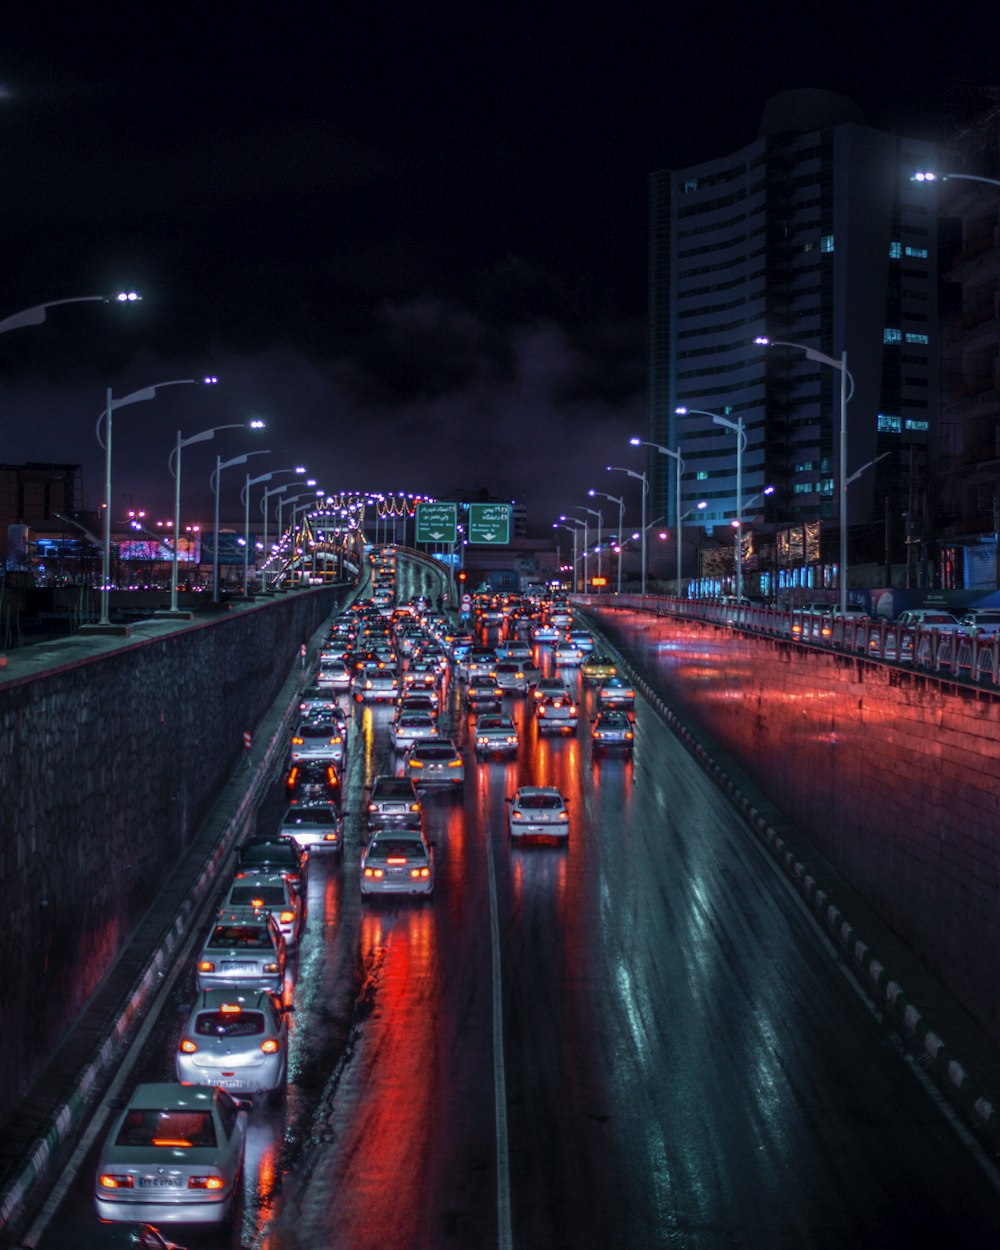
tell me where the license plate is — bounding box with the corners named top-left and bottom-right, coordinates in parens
top-left (138, 1177), bottom-right (182, 1188)
top-left (222, 961), bottom-right (253, 971)
top-left (217, 1077), bottom-right (248, 1088)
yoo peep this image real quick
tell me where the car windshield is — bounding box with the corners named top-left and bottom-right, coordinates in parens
top-left (116, 1109), bottom-right (217, 1148)
top-left (241, 845), bottom-right (297, 866)
top-left (229, 885), bottom-right (287, 907)
top-left (478, 717), bottom-right (503, 729)
top-left (368, 838), bottom-right (427, 859)
top-left (207, 924), bottom-right (271, 948)
top-left (372, 779), bottom-right (416, 797)
top-left (194, 1010), bottom-right (266, 1037)
top-left (520, 793), bottom-right (563, 809)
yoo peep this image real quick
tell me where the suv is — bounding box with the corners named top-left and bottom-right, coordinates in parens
top-left (367, 775), bottom-right (423, 829)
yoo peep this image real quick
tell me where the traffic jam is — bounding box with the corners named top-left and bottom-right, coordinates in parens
top-left (80, 546), bottom-right (636, 1246)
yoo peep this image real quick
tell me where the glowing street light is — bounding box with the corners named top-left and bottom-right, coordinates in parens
top-left (88, 376), bottom-right (217, 631)
top-left (632, 434), bottom-right (687, 593)
top-left (589, 489), bottom-right (625, 593)
top-left (0, 290), bottom-right (140, 336)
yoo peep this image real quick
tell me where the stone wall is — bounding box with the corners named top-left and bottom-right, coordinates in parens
top-left (0, 590), bottom-right (339, 1114)
top-left (592, 607), bottom-right (1000, 1044)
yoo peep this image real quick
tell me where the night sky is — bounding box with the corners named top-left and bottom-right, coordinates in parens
top-left (0, 5), bottom-right (993, 534)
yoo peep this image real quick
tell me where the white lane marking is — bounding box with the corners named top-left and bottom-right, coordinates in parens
top-left (485, 823), bottom-right (513, 1250)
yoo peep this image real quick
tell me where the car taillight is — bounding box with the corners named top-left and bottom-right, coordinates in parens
top-left (569, 705), bottom-right (577, 714)
top-left (99, 1174), bottom-right (134, 1189)
top-left (263, 962), bottom-right (280, 973)
top-left (180, 1039), bottom-right (198, 1054)
top-left (386, 857), bottom-right (408, 864)
top-left (448, 758), bottom-right (462, 767)
top-left (558, 811), bottom-right (568, 821)
top-left (512, 811), bottom-right (523, 821)
top-left (323, 831), bottom-right (340, 842)
top-left (188, 1175), bottom-right (225, 1190)
top-left (625, 731), bottom-right (634, 740)
top-left (280, 910), bottom-right (295, 923)
top-left (291, 737), bottom-right (304, 746)
top-left (410, 759), bottom-right (425, 768)
top-left (198, 961), bottom-right (215, 972)
top-left (368, 802), bottom-right (378, 812)
top-left (410, 803), bottom-right (421, 811)
top-left (410, 867), bottom-right (431, 878)
top-left (364, 866), bottom-right (384, 878)
top-left (261, 1038), bottom-right (280, 1054)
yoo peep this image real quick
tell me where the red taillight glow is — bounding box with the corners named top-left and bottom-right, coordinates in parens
top-left (364, 867), bottom-right (385, 878)
top-left (99, 1174), bottom-right (134, 1189)
top-left (323, 831), bottom-right (339, 842)
top-left (261, 1038), bottom-right (280, 1054)
top-left (198, 961), bottom-right (215, 973)
top-left (153, 1138), bottom-right (192, 1147)
top-left (386, 857), bottom-right (408, 865)
top-left (180, 1039), bottom-right (198, 1054)
top-left (279, 910), bottom-right (295, 923)
top-left (188, 1175), bottom-right (225, 1190)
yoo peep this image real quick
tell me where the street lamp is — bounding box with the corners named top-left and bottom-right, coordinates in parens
top-left (678, 407), bottom-right (748, 598)
top-left (271, 487), bottom-right (319, 589)
top-left (607, 465), bottom-right (649, 596)
top-left (559, 515), bottom-right (588, 590)
top-left (552, 522), bottom-right (581, 592)
top-left (589, 489), bottom-right (625, 593)
top-left (632, 434), bottom-right (686, 594)
top-left (165, 419), bottom-right (266, 615)
top-left (90, 376), bottom-right (217, 631)
top-left (243, 468), bottom-right (307, 595)
top-left (755, 337), bottom-right (855, 613)
top-left (572, 505), bottom-right (604, 587)
top-left (0, 290), bottom-right (140, 337)
top-left (210, 450), bottom-right (271, 603)
top-left (912, 170), bottom-right (1000, 189)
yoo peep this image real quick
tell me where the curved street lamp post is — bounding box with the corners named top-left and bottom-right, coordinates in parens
top-left (607, 465), bottom-right (649, 596)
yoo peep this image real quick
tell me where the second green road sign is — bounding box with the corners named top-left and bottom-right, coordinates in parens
top-left (414, 502), bottom-right (457, 544)
top-left (468, 502), bottom-right (511, 545)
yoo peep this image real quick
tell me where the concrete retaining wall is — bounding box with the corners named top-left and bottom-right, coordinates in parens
top-left (0, 590), bottom-right (339, 1118)
top-left (592, 607), bottom-right (1000, 1045)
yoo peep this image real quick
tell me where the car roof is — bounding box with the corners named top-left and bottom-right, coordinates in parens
top-left (128, 1082), bottom-right (218, 1109)
top-left (515, 786), bottom-right (562, 798)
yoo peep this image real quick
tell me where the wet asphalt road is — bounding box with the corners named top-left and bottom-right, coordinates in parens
top-left (33, 566), bottom-right (1000, 1249)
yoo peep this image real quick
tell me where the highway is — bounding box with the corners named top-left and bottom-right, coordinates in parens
top-left (26, 557), bottom-right (1000, 1249)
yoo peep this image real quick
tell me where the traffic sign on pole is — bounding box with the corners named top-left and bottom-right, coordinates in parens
top-left (414, 502), bottom-right (457, 544)
top-left (468, 502), bottom-right (511, 545)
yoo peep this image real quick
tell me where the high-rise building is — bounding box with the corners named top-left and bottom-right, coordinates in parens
top-left (648, 89), bottom-right (938, 594)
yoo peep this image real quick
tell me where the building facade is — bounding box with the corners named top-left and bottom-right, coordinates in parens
top-left (648, 89), bottom-right (938, 596)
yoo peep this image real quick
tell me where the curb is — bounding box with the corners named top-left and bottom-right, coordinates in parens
top-left (582, 609), bottom-right (1000, 1156)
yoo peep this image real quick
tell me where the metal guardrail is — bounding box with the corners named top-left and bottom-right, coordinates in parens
top-left (572, 595), bottom-right (1000, 689)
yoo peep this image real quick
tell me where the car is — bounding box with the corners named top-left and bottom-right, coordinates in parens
top-left (395, 690), bottom-right (439, 718)
top-left (553, 641), bottom-right (585, 666)
top-left (278, 803), bottom-right (343, 853)
top-left (390, 710), bottom-right (439, 750)
top-left (236, 837), bottom-right (305, 890)
top-left (591, 709), bottom-right (635, 751)
top-left (495, 640), bottom-right (532, 662)
top-left (289, 721), bottom-right (346, 766)
top-left (360, 827), bottom-right (434, 897)
top-left (550, 607), bottom-right (572, 627)
top-left (315, 660), bottom-right (351, 690)
top-left (175, 988), bottom-right (290, 1096)
top-left (895, 609), bottom-right (961, 630)
top-left (285, 760), bottom-right (341, 808)
top-left (960, 609), bottom-right (1000, 636)
top-left (402, 739), bottom-right (465, 788)
top-left (95, 1083), bottom-right (247, 1226)
top-left (195, 906), bottom-right (286, 994)
top-left (597, 676), bottom-right (636, 708)
top-left (531, 677), bottom-right (569, 704)
top-left (531, 622), bottom-right (559, 643)
top-left (220, 871), bottom-right (304, 951)
top-left (508, 787), bottom-right (569, 840)
top-left (495, 659), bottom-right (529, 693)
top-left (352, 662), bottom-right (400, 702)
top-left (582, 653), bottom-right (617, 681)
top-left (298, 684), bottom-right (339, 718)
top-left (568, 628), bottom-right (594, 653)
top-left (536, 691), bottom-right (578, 732)
top-left (466, 678), bottom-right (503, 710)
top-left (474, 713), bottom-right (519, 758)
top-left (402, 658), bottom-right (440, 690)
top-left (457, 647), bottom-right (498, 682)
top-left (367, 775), bottom-right (423, 829)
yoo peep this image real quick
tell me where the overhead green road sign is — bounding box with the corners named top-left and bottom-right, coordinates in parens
top-left (468, 502), bottom-right (511, 545)
top-left (415, 501), bottom-right (457, 544)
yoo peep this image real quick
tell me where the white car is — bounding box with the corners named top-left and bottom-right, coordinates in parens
top-left (508, 787), bottom-right (570, 839)
top-left (390, 711), bottom-right (439, 750)
top-left (474, 713), bottom-right (519, 757)
top-left (290, 721), bottom-right (346, 767)
top-left (361, 828), bottom-right (434, 896)
top-left (278, 803), bottom-right (343, 853)
top-left (175, 989), bottom-right (289, 1096)
top-left (94, 1083), bottom-right (247, 1225)
top-left (402, 739), bottom-right (465, 789)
